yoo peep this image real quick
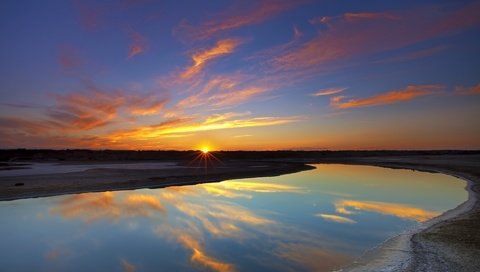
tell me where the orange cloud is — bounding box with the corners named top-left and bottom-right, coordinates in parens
top-left (181, 39), bottom-right (241, 79)
top-left (127, 30), bottom-right (147, 59)
top-left (174, 1), bottom-right (301, 40)
top-left (107, 114), bottom-right (301, 142)
top-left (50, 90), bottom-right (124, 130)
top-left (127, 95), bottom-right (167, 116)
top-left (311, 88), bottom-right (345, 96)
top-left (335, 199), bottom-right (440, 222)
top-left (455, 83), bottom-right (480, 95)
top-left (330, 85), bottom-right (443, 109)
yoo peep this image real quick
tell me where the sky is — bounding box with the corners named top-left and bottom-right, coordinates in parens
top-left (0, 0), bottom-right (479, 150)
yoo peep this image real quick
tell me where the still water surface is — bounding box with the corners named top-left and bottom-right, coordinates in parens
top-left (0, 164), bottom-right (467, 272)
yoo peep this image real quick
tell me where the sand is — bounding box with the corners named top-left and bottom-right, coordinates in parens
top-left (1, 154), bottom-right (479, 271)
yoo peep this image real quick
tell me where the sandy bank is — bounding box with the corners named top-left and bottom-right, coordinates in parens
top-left (0, 160), bottom-right (314, 201)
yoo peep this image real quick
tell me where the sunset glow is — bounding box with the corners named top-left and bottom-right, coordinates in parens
top-left (0, 1), bottom-right (479, 150)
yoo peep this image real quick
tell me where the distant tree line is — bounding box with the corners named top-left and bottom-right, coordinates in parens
top-left (0, 149), bottom-right (478, 162)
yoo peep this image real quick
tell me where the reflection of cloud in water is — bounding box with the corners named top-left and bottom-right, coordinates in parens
top-left (154, 223), bottom-right (235, 272)
top-left (335, 200), bottom-right (440, 222)
top-left (160, 187), bottom-right (273, 239)
top-left (275, 243), bottom-right (352, 271)
top-left (51, 192), bottom-right (166, 223)
top-left (316, 213), bottom-right (356, 224)
top-left (51, 180), bottom-right (350, 272)
top-left (121, 259), bottom-right (137, 272)
top-left (211, 181), bottom-right (303, 193)
top-left (156, 184), bottom-right (350, 271)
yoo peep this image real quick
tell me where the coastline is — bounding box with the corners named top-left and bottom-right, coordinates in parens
top-left (1, 154), bottom-right (479, 271)
top-left (313, 157), bottom-right (480, 272)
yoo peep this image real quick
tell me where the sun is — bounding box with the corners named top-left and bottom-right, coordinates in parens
top-left (201, 147), bottom-right (209, 154)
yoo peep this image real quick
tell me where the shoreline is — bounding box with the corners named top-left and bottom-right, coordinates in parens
top-left (1, 154), bottom-right (479, 271)
top-left (332, 163), bottom-right (477, 272)
top-left (310, 157), bottom-right (480, 272)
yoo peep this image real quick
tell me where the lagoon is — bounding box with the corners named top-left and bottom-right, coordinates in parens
top-left (0, 164), bottom-right (467, 272)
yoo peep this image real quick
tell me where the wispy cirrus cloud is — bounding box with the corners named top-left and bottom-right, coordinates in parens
top-left (271, 2), bottom-right (480, 72)
top-left (180, 39), bottom-right (242, 79)
top-left (311, 87), bottom-right (345, 96)
top-left (127, 29), bottom-right (147, 59)
top-left (174, 0), bottom-right (302, 41)
top-left (455, 83), bottom-right (480, 95)
top-left (375, 45), bottom-right (451, 64)
top-left (343, 12), bottom-right (400, 22)
top-left (175, 74), bottom-right (272, 111)
top-left (330, 85), bottom-right (444, 109)
top-left (58, 45), bottom-right (85, 70)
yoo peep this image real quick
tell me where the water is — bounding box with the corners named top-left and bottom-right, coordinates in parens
top-left (0, 164), bottom-right (467, 272)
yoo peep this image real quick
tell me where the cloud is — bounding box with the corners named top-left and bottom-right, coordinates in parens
top-left (58, 46), bottom-right (85, 70)
top-left (293, 25), bottom-right (302, 39)
top-left (330, 85), bottom-right (443, 109)
top-left (50, 90), bottom-right (124, 130)
top-left (271, 3), bottom-right (480, 72)
top-left (126, 95), bottom-right (168, 116)
top-left (455, 83), bottom-right (480, 95)
top-left (181, 39), bottom-right (242, 79)
top-left (208, 87), bottom-right (270, 108)
top-left (311, 88), bottom-right (345, 96)
top-left (72, 0), bottom-right (105, 32)
top-left (315, 214), bottom-right (356, 224)
top-left (0, 117), bottom-right (53, 135)
top-left (335, 199), bottom-right (440, 222)
top-left (127, 29), bottom-right (147, 59)
top-left (203, 112), bottom-right (251, 124)
top-left (176, 74), bottom-right (272, 110)
top-left (233, 134), bottom-right (252, 138)
top-left (343, 12), bottom-right (399, 22)
top-left (174, 0), bottom-right (301, 41)
top-left (107, 114), bottom-right (301, 142)
top-left (375, 45), bottom-right (450, 64)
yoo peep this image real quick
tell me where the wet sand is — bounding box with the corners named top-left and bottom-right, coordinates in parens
top-left (1, 154), bottom-right (479, 271)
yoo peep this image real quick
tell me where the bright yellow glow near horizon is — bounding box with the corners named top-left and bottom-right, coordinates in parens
top-left (201, 147), bottom-right (209, 154)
